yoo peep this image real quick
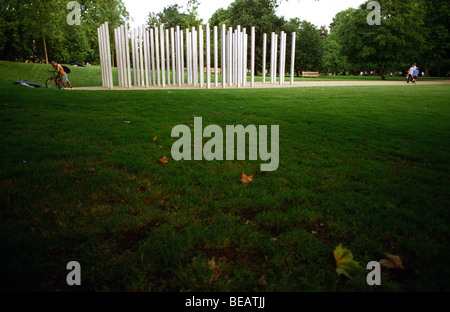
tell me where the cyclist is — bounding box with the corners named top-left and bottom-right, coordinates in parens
top-left (51, 61), bottom-right (73, 89)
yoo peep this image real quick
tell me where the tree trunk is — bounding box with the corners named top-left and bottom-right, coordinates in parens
top-left (378, 62), bottom-right (386, 80)
top-left (38, 0), bottom-right (48, 64)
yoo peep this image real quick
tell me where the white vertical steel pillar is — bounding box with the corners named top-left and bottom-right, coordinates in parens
top-left (243, 28), bottom-right (248, 87)
top-left (221, 25), bottom-right (226, 88)
top-left (251, 26), bottom-right (255, 87)
top-left (228, 27), bottom-right (233, 86)
top-left (120, 25), bottom-right (127, 87)
top-left (290, 31), bottom-right (296, 85)
top-left (119, 27), bottom-right (126, 86)
top-left (100, 26), bottom-right (107, 88)
top-left (150, 28), bottom-right (156, 86)
top-left (139, 26), bottom-right (145, 86)
top-left (98, 27), bottom-right (105, 88)
top-left (180, 30), bottom-right (184, 85)
top-left (114, 28), bottom-right (121, 86)
top-left (262, 33), bottom-right (267, 84)
top-left (279, 31), bottom-right (284, 85)
top-left (175, 26), bottom-right (181, 86)
top-left (130, 29), bottom-right (136, 86)
top-left (274, 33), bottom-right (278, 83)
top-left (165, 29), bottom-right (170, 85)
top-left (154, 27), bottom-right (160, 86)
top-left (176, 26), bottom-right (182, 87)
top-left (124, 24), bottom-right (132, 88)
top-left (199, 25), bottom-right (204, 88)
top-left (206, 23), bottom-right (211, 89)
top-left (118, 26), bottom-right (123, 86)
top-left (270, 33), bottom-right (274, 84)
top-left (143, 26), bottom-right (150, 87)
top-left (134, 27), bottom-right (139, 86)
top-left (106, 23), bottom-right (113, 88)
top-left (160, 25), bottom-right (166, 87)
top-left (233, 28), bottom-right (237, 86)
top-left (282, 31), bottom-right (287, 84)
top-left (170, 28), bottom-right (176, 85)
top-left (135, 28), bottom-right (141, 86)
top-left (270, 32), bottom-right (274, 84)
top-left (237, 25), bottom-right (241, 88)
top-left (145, 28), bottom-right (151, 86)
top-left (192, 27), bottom-right (198, 86)
top-left (186, 28), bottom-right (191, 85)
top-left (213, 25), bottom-right (218, 87)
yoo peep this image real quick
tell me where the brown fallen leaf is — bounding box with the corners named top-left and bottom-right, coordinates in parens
top-left (239, 172), bottom-right (253, 184)
top-left (153, 136), bottom-right (158, 141)
top-left (258, 275), bottom-right (268, 287)
top-left (189, 124), bottom-right (194, 128)
top-left (159, 156), bottom-right (169, 164)
top-left (88, 168), bottom-right (95, 172)
top-left (379, 253), bottom-right (405, 270)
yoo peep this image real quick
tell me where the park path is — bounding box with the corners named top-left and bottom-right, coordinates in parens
top-left (73, 80), bottom-right (450, 91)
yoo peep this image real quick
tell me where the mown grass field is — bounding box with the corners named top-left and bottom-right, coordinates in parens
top-left (3, 61), bottom-right (447, 89)
top-left (0, 61), bottom-right (449, 292)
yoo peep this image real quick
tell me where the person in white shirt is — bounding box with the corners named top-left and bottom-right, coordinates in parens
top-left (407, 63), bottom-right (417, 84)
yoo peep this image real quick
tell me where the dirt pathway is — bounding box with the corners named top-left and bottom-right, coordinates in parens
top-left (72, 80), bottom-right (450, 91)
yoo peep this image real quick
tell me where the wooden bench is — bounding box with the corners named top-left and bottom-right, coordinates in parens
top-left (204, 67), bottom-right (221, 74)
top-left (302, 71), bottom-right (320, 78)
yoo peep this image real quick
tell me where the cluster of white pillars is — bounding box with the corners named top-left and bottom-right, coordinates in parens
top-left (114, 24), bottom-right (132, 88)
top-left (97, 22), bottom-right (113, 89)
top-left (263, 31), bottom-right (296, 85)
top-left (220, 25), bottom-right (252, 88)
top-left (98, 23), bottom-right (296, 89)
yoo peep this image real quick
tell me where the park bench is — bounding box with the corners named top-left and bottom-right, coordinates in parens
top-left (204, 67), bottom-right (221, 74)
top-left (302, 71), bottom-right (320, 78)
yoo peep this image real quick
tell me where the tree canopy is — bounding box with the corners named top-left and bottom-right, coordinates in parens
top-left (146, 0), bottom-right (203, 29)
top-left (0, 0), bottom-right (129, 64)
top-left (1, 0), bottom-right (448, 77)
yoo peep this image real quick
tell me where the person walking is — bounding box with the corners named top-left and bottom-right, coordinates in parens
top-left (407, 63), bottom-right (417, 84)
top-left (413, 67), bottom-right (420, 84)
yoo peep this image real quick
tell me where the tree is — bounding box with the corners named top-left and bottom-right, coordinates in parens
top-left (322, 34), bottom-right (350, 75)
top-left (213, 0), bottom-right (284, 74)
top-left (208, 8), bottom-right (231, 27)
top-left (331, 1), bottom-right (425, 80)
top-left (0, 0), bottom-right (129, 64)
top-left (284, 18), bottom-right (323, 76)
top-left (418, 0), bottom-right (450, 76)
top-left (146, 0), bottom-right (203, 29)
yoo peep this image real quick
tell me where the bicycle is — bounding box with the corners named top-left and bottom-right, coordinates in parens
top-left (46, 70), bottom-right (63, 89)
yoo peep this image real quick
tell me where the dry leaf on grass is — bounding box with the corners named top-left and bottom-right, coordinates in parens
top-left (379, 253), bottom-right (405, 270)
top-left (153, 136), bottom-right (158, 141)
top-left (333, 244), bottom-right (362, 278)
top-left (258, 275), bottom-right (268, 287)
top-left (239, 172), bottom-right (254, 184)
top-left (158, 156), bottom-right (169, 164)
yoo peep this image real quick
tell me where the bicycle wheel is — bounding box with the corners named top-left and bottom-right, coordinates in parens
top-left (46, 78), bottom-right (57, 89)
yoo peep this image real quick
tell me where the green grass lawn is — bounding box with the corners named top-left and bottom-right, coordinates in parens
top-left (0, 61), bottom-right (449, 292)
top-left (2, 61), bottom-right (448, 89)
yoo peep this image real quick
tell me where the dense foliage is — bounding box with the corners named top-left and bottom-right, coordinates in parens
top-left (0, 0), bottom-right (448, 77)
top-left (0, 0), bottom-right (128, 64)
